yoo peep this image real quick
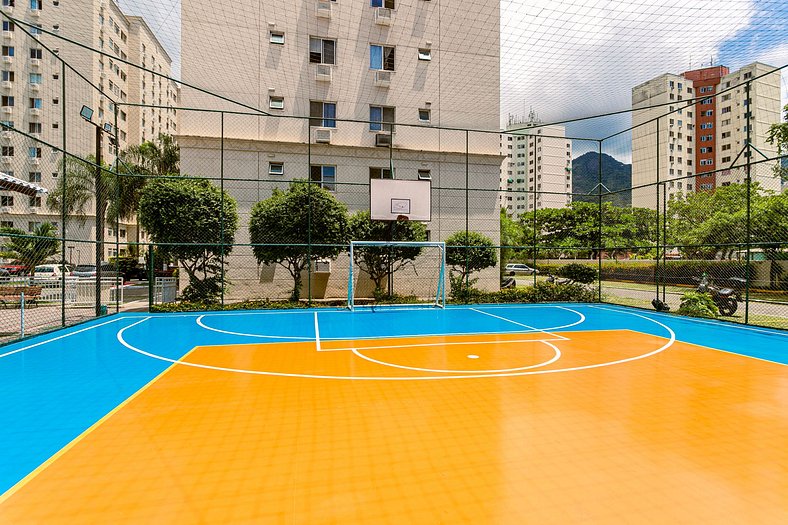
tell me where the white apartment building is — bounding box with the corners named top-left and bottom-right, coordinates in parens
top-left (500, 113), bottom-right (572, 217)
top-left (631, 62), bottom-right (781, 209)
top-left (0, 0), bottom-right (177, 263)
top-left (179, 0), bottom-right (502, 299)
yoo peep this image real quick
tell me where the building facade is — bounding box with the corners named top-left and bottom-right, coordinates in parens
top-left (500, 113), bottom-right (572, 217)
top-left (631, 63), bottom-right (781, 209)
top-left (0, 0), bottom-right (177, 263)
top-left (179, 0), bottom-right (502, 299)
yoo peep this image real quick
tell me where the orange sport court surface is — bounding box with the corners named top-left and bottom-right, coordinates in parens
top-left (0, 303), bottom-right (786, 523)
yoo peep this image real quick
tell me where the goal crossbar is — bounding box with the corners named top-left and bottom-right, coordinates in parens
top-left (348, 241), bottom-right (446, 310)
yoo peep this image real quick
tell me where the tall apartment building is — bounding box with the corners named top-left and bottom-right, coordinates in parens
top-left (631, 62), bottom-right (781, 209)
top-left (500, 112), bottom-right (572, 217)
top-left (0, 0), bottom-right (177, 262)
top-left (179, 0), bottom-right (502, 298)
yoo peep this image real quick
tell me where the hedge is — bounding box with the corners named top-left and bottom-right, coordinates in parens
top-left (532, 260), bottom-right (749, 286)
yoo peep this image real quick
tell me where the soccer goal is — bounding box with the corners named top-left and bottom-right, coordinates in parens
top-left (348, 241), bottom-right (446, 310)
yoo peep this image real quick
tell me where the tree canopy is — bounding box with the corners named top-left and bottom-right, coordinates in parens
top-left (249, 181), bottom-right (349, 301)
top-left (0, 223), bottom-right (59, 271)
top-left (138, 177), bottom-right (238, 302)
top-left (445, 230), bottom-right (497, 281)
top-left (348, 212), bottom-right (427, 296)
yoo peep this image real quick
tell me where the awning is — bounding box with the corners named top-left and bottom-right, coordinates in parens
top-left (0, 171), bottom-right (49, 197)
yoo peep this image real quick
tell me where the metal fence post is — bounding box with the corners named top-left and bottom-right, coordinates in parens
top-left (148, 245), bottom-right (154, 310)
top-left (220, 112), bottom-right (225, 306)
top-left (465, 130), bottom-right (470, 292)
top-left (655, 118), bottom-right (660, 301)
top-left (60, 62), bottom-right (67, 327)
top-left (597, 140), bottom-right (603, 302)
top-left (744, 80), bottom-right (752, 325)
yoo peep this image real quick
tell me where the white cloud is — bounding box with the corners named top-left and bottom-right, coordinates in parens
top-left (500, 0), bottom-right (759, 134)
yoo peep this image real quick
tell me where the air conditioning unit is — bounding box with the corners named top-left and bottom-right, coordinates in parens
top-left (316, 0), bottom-right (331, 19)
top-left (1, 131), bottom-right (11, 139)
top-left (1, 80), bottom-right (11, 89)
top-left (1, 156), bottom-right (11, 163)
top-left (2, 56), bottom-right (12, 64)
top-left (30, 207), bottom-right (39, 214)
top-left (31, 9), bottom-right (41, 17)
top-left (2, 30), bottom-right (12, 39)
top-left (313, 128), bottom-right (332, 144)
top-left (31, 158), bottom-right (41, 166)
top-left (1, 106), bottom-right (12, 114)
top-left (30, 108), bottom-right (41, 116)
top-left (312, 258), bottom-right (331, 273)
top-left (374, 70), bottom-right (392, 88)
top-left (315, 64), bottom-right (332, 82)
top-left (375, 132), bottom-right (392, 147)
top-left (374, 7), bottom-right (392, 25)
top-left (30, 58), bottom-right (41, 68)
top-left (30, 83), bottom-right (40, 92)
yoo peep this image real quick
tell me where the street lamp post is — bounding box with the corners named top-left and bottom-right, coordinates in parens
top-left (80, 105), bottom-right (116, 317)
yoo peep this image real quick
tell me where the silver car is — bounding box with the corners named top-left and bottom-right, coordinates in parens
top-left (505, 263), bottom-right (539, 276)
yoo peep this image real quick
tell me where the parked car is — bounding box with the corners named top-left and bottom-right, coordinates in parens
top-left (505, 263), bottom-right (539, 276)
top-left (1, 264), bottom-right (29, 275)
top-left (0, 268), bottom-right (10, 281)
top-left (33, 264), bottom-right (74, 280)
top-left (72, 263), bottom-right (122, 279)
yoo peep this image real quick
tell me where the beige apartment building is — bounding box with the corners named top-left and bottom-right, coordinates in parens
top-left (500, 113), bottom-right (572, 217)
top-left (0, 0), bottom-right (177, 264)
top-left (631, 62), bottom-right (781, 209)
top-left (179, 0), bottom-right (502, 299)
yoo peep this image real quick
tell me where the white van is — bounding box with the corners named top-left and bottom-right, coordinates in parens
top-left (33, 263), bottom-right (74, 280)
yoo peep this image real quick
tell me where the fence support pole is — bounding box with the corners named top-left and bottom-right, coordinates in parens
top-left (94, 125), bottom-right (104, 318)
top-left (532, 135), bottom-right (537, 288)
top-left (220, 112), bottom-right (225, 307)
top-left (465, 130), bottom-right (470, 292)
top-left (60, 61), bottom-right (67, 327)
top-left (662, 181), bottom-right (667, 303)
top-left (114, 105), bottom-right (120, 314)
top-left (20, 292), bottom-right (25, 338)
top-left (744, 81), bottom-right (752, 325)
top-left (655, 118), bottom-right (660, 302)
top-left (307, 128), bottom-right (312, 306)
top-left (597, 140), bottom-right (603, 302)
top-left (148, 246), bottom-right (154, 310)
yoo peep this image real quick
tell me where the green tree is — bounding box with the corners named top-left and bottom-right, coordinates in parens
top-left (0, 223), bottom-right (60, 271)
top-left (446, 230), bottom-right (497, 280)
top-left (249, 181), bottom-right (349, 301)
top-left (123, 133), bottom-right (180, 177)
top-left (348, 212), bottom-right (427, 297)
top-left (766, 103), bottom-right (788, 183)
top-left (138, 177), bottom-right (238, 302)
top-left (46, 156), bottom-right (112, 224)
top-left (500, 208), bottom-right (525, 263)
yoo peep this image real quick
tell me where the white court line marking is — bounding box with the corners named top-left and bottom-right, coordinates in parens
top-left (324, 337), bottom-right (566, 352)
top-left (117, 309), bottom-right (677, 380)
top-left (470, 308), bottom-right (570, 341)
top-left (0, 316), bottom-right (130, 359)
top-left (351, 340), bottom-right (562, 374)
top-left (579, 303), bottom-right (788, 337)
top-left (196, 315), bottom-right (314, 340)
top-left (314, 312), bottom-right (321, 352)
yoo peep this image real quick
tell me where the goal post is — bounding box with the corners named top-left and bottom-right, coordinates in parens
top-left (348, 241), bottom-right (446, 310)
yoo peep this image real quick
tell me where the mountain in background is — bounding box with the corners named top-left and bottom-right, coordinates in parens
top-left (572, 152), bottom-right (632, 208)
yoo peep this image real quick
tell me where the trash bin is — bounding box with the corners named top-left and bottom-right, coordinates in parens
top-left (99, 305), bottom-right (108, 316)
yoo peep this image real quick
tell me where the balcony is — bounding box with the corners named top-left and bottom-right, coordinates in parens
top-left (315, 64), bottom-right (332, 82)
top-left (374, 70), bottom-right (392, 88)
top-left (374, 7), bottom-right (392, 26)
top-left (316, 1), bottom-right (331, 19)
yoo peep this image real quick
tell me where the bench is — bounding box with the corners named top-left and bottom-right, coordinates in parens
top-left (0, 286), bottom-right (43, 308)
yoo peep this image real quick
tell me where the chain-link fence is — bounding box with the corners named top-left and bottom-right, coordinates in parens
top-left (0, 12), bottom-right (786, 345)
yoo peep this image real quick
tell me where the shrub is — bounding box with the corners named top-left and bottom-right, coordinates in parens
top-left (677, 291), bottom-right (719, 318)
top-left (557, 263), bottom-right (597, 284)
top-left (450, 282), bottom-right (597, 305)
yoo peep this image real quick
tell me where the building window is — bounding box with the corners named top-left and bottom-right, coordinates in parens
top-left (417, 169), bottom-right (431, 181)
top-left (1, 46), bottom-right (14, 57)
top-left (701, 98), bottom-right (712, 105)
top-left (268, 162), bottom-right (284, 175)
top-left (29, 195), bottom-right (41, 207)
top-left (28, 122), bottom-right (41, 134)
top-left (369, 105), bottom-right (394, 132)
top-left (2, 21), bottom-right (13, 32)
top-left (700, 159), bottom-right (713, 166)
top-left (29, 72), bottom-right (41, 84)
top-left (30, 0), bottom-right (42, 10)
top-left (268, 96), bottom-right (284, 110)
top-left (0, 196), bottom-right (13, 206)
top-left (29, 97), bottom-right (42, 108)
top-left (700, 147), bottom-right (712, 153)
top-left (310, 165), bottom-right (335, 191)
top-left (1, 146), bottom-right (14, 156)
top-left (371, 0), bottom-right (395, 7)
top-left (30, 48), bottom-right (42, 59)
top-left (370, 44), bottom-right (395, 71)
top-left (369, 167), bottom-right (393, 179)
top-left (270, 31), bottom-right (285, 45)
top-left (704, 110), bottom-right (713, 117)
top-left (700, 123), bottom-right (713, 129)
top-left (309, 37), bottom-right (336, 65)
top-left (309, 101), bottom-right (336, 128)
top-left (29, 146), bottom-right (41, 158)
top-left (1, 95), bottom-right (13, 106)
top-left (722, 156), bottom-right (731, 163)
top-left (1, 71), bottom-right (13, 82)
top-left (418, 108), bottom-right (431, 123)
top-left (418, 48), bottom-right (431, 61)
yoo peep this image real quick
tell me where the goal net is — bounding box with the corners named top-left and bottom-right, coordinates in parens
top-left (348, 241), bottom-right (446, 310)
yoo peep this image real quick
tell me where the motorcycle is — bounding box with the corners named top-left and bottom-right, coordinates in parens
top-left (694, 274), bottom-right (739, 316)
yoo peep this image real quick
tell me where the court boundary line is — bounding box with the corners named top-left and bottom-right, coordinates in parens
top-left (0, 337), bottom-right (195, 504)
top-left (469, 307), bottom-right (570, 341)
top-left (351, 340), bottom-right (563, 374)
top-left (196, 315), bottom-right (314, 340)
top-left (0, 317), bottom-right (129, 359)
top-left (116, 310), bottom-right (677, 380)
top-left (322, 336), bottom-right (567, 352)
